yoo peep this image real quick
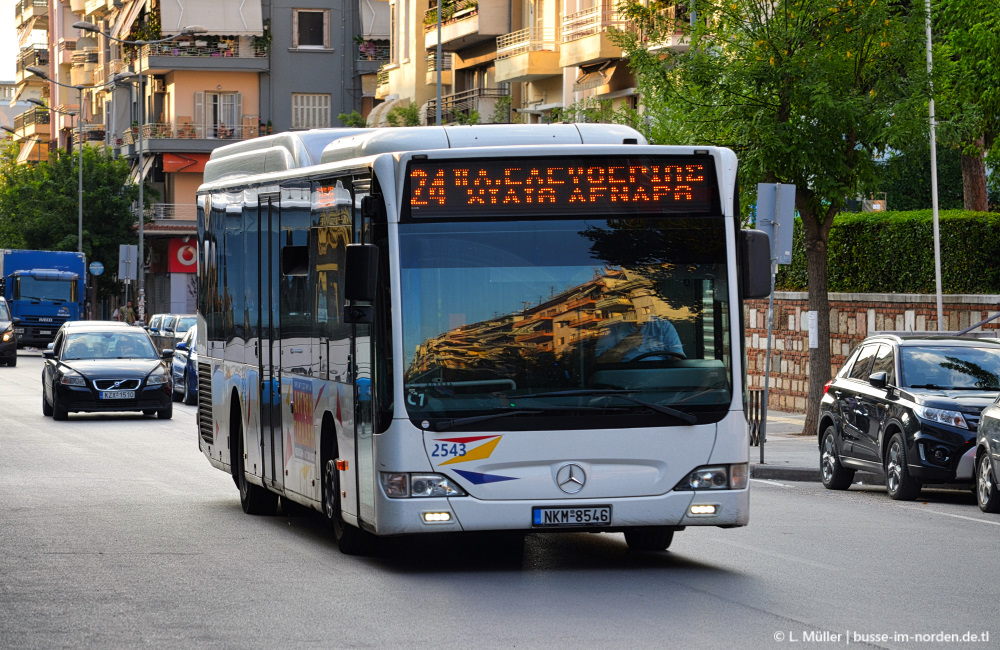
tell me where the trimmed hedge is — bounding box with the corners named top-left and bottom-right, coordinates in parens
top-left (775, 210), bottom-right (1000, 294)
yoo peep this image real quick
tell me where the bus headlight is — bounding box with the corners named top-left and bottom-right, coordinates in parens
top-left (380, 472), bottom-right (468, 498)
top-left (674, 463), bottom-right (748, 491)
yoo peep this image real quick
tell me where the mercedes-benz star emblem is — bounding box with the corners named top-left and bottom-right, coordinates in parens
top-left (556, 463), bottom-right (586, 494)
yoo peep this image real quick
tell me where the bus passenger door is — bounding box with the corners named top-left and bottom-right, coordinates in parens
top-left (354, 187), bottom-right (376, 526)
top-left (258, 194), bottom-right (284, 491)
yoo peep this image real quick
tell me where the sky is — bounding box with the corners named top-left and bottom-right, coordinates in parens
top-left (3, 1), bottom-right (19, 81)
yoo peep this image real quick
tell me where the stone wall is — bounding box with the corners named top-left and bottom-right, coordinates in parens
top-left (744, 293), bottom-right (1000, 413)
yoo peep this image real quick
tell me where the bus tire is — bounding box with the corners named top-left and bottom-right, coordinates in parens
top-left (233, 407), bottom-right (278, 515)
top-left (624, 527), bottom-right (674, 552)
top-left (323, 457), bottom-right (371, 555)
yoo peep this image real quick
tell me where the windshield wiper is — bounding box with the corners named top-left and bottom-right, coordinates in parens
top-left (429, 409), bottom-right (544, 432)
top-left (517, 389), bottom-right (698, 425)
top-left (908, 384), bottom-right (944, 389)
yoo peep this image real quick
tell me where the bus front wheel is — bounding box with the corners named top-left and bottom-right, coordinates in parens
top-left (624, 527), bottom-right (675, 552)
top-left (323, 458), bottom-right (372, 555)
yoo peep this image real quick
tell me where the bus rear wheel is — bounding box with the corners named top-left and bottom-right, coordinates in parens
top-left (323, 458), bottom-right (372, 555)
top-left (624, 527), bottom-right (675, 552)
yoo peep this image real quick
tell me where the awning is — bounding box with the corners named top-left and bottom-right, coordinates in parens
top-left (16, 139), bottom-right (41, 163)
top-left (360, 0), bottom-right (390, 39)
top-left (112, 0), bottom-right (145, 41)
top-left (163, 152), bottom-right (210, 173)
top-left (160, 0), bottom-right (264, 37)
top-left (129, 154), bottom-right (156, 184)
top-left (573, 62), bottom-right (616, 92)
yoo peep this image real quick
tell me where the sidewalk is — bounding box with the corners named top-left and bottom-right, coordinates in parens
top-left (749, 410), bottom-right (882, 483)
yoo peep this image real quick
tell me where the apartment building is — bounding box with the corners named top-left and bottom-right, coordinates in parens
top-left (371, 0), bottom-right (690, 125)
top-left (12, 0), bottom-right (388, 314)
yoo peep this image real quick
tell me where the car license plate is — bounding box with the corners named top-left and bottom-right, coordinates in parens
top-left (100, 390), bottom-right (135, 400)
top-left (532, 505), bottom-right (612, 527)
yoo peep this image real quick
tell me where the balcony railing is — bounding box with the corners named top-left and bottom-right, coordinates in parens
top-left (121, 118), bottom-right (261, 145)
top-left (562, 2), bottom-right (627, 42)
top-left (16, 46), bottom-right (48, 73)
top-left (13, 108), bottom-right (50, 132)
top-left (140, 41), bottom-right (268, 61)
top-left (14, 0), bottom-right (47, 23)
top-left (356, 41), bottom-right (390, 63)
top-left (497, 27), bottom-right (558, 59)
top-left (376, 65), bottom-right (390, 87)
top-left (150, 203), bottom-right (198, 220)
top-left (72, 124), bottom-right (106, 145)
top-left (423, 0), bottom-right (479, 31)
top-left (424, 86), bottom-right (510, 125)
top-left (425, 52), bottom-right (453, 72)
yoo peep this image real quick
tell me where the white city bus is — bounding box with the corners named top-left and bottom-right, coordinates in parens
top-left (195, 124), bottom-right (770, 554)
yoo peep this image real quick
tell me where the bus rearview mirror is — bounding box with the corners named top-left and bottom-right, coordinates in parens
top-left (345, 244), bottom-right (379, 302)
top-left (740, 229), bottom-right (772, 299)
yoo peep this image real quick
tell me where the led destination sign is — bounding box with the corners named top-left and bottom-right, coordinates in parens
top-left (404, 156), bottom-right (721, 219)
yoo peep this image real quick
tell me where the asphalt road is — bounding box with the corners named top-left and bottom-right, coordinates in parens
top-left (2, 353), bottom-right (997, 649)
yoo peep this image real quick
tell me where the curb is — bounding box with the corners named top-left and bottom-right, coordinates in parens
top-left (750, 465), bottom-right (883, 485)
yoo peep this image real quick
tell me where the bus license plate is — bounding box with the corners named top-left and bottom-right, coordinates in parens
top-left (100, 390), bottom-right (135, 400)
top-left (39, 330), bottom-right (51, 335)
top-left (532, 505), bottom-right (612, 527)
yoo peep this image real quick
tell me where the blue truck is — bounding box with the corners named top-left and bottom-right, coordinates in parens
top-left (0, 249), bottom-right (86, 348)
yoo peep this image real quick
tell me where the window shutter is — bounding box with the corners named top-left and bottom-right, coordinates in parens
top-left (235, 92), bottom-right (243, 133)
top-left (194, 91), bottom-right (205, 132)
top-left (292, 10), bottom-right (299, 48)
top-left (323, 10), bottom-right (331, 48)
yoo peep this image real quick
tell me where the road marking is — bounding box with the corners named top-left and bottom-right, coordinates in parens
top-left (898, 504), bottom-right (1000, 527)
top-left (750, 478), bottom-right (794, 488)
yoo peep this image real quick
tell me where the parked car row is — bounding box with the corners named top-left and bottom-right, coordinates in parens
top-left (146, 313), bottom-right (196, 353)
top-left (818, 333), bottom-right (1000, 514)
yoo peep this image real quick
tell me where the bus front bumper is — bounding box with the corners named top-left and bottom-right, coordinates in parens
top-left (371, 487), bottom-right (749, 536)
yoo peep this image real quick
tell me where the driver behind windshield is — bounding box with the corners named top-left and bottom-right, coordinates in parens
top-left (595, 315), bottom-right (686, 362)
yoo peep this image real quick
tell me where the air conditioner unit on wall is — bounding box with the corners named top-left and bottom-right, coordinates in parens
top-left (151, 79), bottom-right (166, 93)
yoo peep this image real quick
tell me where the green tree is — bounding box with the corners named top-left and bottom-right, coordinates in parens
top-left (0, 145), bottom-right (142, 300)
top-left (337, 110), bottom-right (368, 128)
top-left (870, 144), bottom-right (964, 211)
top-left (934, 0), bottom-right (1000, 211)
top-left (614, 0), bottom-right (929, 435)
top-left (385, 102), bottom-right (422, 127)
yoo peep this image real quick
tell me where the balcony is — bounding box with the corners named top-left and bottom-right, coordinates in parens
top-left (150, 204), bottom-right (198, 221)
top-left (15, 47), bottom-right (49, 86)
top-left (72, 124), bottom-right (106, 147)
top-left (423, 0), bottom-right (509, 52)
top-left (425, 53), bottom-right (453, 86)
top-left (496, 28), bottom-right (561, 83)
top-left (138, 40), bottom-right (269, 75)
top-left (14, 0), bottom-right (47, 29)
top-left (356, 40), bottom-right (390, 74)
top-left (560, 1), bottom-right (627, 67)
top-left (118, 117), bottom-right (261, 154)
top-left (57, 40), bottom-right (78, 66)
top-left (13, 108), bottom-right (50, 139)
top-left (84, 0), bottom-right (109, 18)
top-left (424, 86), bottom-right (510, 125)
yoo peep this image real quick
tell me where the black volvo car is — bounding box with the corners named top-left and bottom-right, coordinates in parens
top-left (817, 334), bottom-right (1000, 500)
top-left (42, 322), bottom-right (174, 420)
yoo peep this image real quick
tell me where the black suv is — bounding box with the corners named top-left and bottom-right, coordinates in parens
top-left (817, 334), bottom-right (1000, 500)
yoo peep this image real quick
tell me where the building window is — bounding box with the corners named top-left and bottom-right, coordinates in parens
top-left (291, 93), bottom-right (331, 129)
top-left (292, 9), bottom-right (330, 49)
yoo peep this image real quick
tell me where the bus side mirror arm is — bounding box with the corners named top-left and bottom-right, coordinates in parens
top-left (344, 244), bottom-right (379, 324)
top-left (740, 229), bottom-right (772, 300)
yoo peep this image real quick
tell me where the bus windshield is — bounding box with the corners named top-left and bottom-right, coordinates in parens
top-left (399, 217), bottom-right (733, 429)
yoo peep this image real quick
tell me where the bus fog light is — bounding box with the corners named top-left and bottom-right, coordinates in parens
top-left (689, 504), bottom-right (718, 516)
top-left (410, 474), bottom-right (467, 497)
top-left (380, 473), bottom-right (409, 498)
top-left (422, 511), bottom-right (452, 523)
top-left (729, 463), bottom-right (748, 489)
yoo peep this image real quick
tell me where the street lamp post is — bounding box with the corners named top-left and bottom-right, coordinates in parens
top-left (27, 97), bottom-right (80, 252)
top-left (73, 22), bottom-right (206, 323)
top-left (25, 66), bottom-right (120, 259)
